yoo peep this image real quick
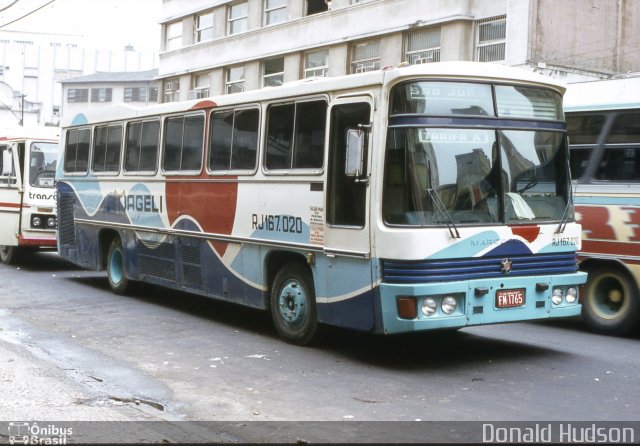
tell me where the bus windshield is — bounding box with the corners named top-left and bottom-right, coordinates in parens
top-left (29, 142), bottom-right (58, 188)
top-left (383, 127), bottom-right (570, 226)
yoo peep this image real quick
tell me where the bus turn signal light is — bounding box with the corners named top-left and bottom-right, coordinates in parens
top-left (397, 296), bottom-right (417, 319)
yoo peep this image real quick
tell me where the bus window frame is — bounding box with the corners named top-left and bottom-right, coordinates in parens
top-left (161, 111), bottom-right (206, 176)
top-left (63, 126), bottom-right (92, 176)
top-left (206, 104), bottom-right (261, 176)
top-left (123, 118), bottom-right (162, 176)
top-left (91, 122), bottom-right (124, 176)
top-left (262, 95), bottom-right (328, 176)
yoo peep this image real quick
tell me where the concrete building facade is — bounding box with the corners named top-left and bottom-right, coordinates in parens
top-left (0, 30), bottom-right (157, 126)
top-left (60, 70), bottom-right (161, 120)
top-left (157, 0), bottom-right (640, 102)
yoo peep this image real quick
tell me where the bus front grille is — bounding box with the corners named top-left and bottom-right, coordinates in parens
top-left (58, 194), bottom-right (76, 246)
top-left (382, 252), bottom-right (579, 284)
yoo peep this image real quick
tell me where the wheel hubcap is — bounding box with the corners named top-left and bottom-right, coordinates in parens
top-left (592, 275), bottom-right (627, 319)
top-left (109, 249), bottom-right (123, 284)
top-left (278, 280), bottom-right (308, 327)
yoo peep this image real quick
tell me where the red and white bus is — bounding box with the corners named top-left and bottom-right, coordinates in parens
top-left (56, 63), bottom-right (585, 344)
top-left (566, 77), bottom-right (640, 335)
top-left (0, 126), bottom-right (59, 264)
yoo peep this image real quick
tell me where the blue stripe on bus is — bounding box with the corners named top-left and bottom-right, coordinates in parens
top-left (71, 113), bottom-right (88, 126)
top-left (388, 116), bottom-right (566, 130)
top-left (575, 196), bottom-right (640, 206)
top-left (382, 252), bottom-right (578, 284)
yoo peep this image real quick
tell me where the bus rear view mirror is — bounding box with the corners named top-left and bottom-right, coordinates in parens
top-left (2, 149), bottom-right (12, 176)
top-left (345, 129), bottom-right (364, 177)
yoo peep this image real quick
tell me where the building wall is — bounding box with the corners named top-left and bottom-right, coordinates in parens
top-left (0, 30), bottom-right (157, 126)
top-left (61, 81), bottom-right (161, 120)
top-left (529, 0), bottom-right (640, 76)
top-left (159, 0), bottom-right (515, 100)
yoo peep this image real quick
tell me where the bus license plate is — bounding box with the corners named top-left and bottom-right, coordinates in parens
top-left (496, 288), bottom-right (526, 308)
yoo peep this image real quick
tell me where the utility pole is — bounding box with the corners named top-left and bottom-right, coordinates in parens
top-left (20, 94), bottom-right (25, 126)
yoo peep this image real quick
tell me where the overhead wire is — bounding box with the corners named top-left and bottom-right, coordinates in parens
top-left (0, 0), bottom-right (55, 29)
top-left (0, 1), bottom-right (21, 13)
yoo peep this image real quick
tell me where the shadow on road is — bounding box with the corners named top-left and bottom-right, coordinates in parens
top-left (8, 250), bottom-right (79, 272)
top-left (61, 271), bottom-right (592, 370)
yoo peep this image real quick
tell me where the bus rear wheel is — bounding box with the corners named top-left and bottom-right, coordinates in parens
top-left (582, 266), bottom-right (640, 336)
top-left (270, 263), bottom-right (319, 346)
top-left (0, 246), bottom-right (18, 265)
top-left (106, 238), bottom-right (130, 295)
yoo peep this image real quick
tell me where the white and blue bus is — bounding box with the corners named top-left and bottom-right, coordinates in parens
top-left (565, 77), bottom-right (640, 335)
top-left (56, 62), bottom-right (586, 344)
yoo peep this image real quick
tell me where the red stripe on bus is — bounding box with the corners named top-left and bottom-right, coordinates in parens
top-left (18, 235), bottom-right (56, 247)
top-left (0, 202), bottom-right (22, 208)
top-left (582, 239), bottom-right (640, 258)
top-left (510, 225), bottom-right (540, 243)
top-left (166, 179), bottom-right (238, 257)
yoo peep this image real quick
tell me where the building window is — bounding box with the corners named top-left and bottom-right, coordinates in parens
top-left (190, 73), bottom-right (211, 99)
top-left (149, 87), bottom-right (159, 102)
top-left (165, 21), bottom-right (182, 51)
top-left (306, 0), bottom-right (328, 15)
top-left (164, 79), bottom-right (180, 102)
top-left (229, 2), bottom-right (248, 35)
top-left (67, 88), bottom-right (88, 103)
top-left (263, 57), bottom-right (284, 87)
top-left (124, 87), bottom-right (147, 102)
top-left (405, 27), bottom-right (441, 64)
top-left (226, 66), bottom-right (245, 94)
top-left (350, 40), bottom-right (380, 74)
top-left (476, 15), bottom-right (506, 62)
top-left (304, 50), bottom-right (328, 78)
top-left (91, 88), bottom-right (112, 103)
top-left (265, 0), bottom-right (287, 25)
top-left (195, 11), bottom-right (214, 43)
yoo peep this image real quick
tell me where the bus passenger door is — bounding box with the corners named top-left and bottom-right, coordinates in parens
top-left (321, 97), bottom-right (374, 328)
top-left (0, 143), bottom-right (22, 246)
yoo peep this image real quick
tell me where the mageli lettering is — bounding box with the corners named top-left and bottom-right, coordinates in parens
top-left (125, 194), bottom-right (163, 213)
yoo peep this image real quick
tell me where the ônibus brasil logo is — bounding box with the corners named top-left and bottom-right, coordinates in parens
top-left (8, 422), bottom-right (72, 445)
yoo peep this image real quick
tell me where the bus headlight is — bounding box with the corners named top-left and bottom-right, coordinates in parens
top-left (566, 288), bottom-right (578, 304)
top-left (47, 217), bottom-right (56, 228)
top-left (422, 298), bottom-right (437, 316)
top-left (441, 296), bottom-right (457, 315)
top-left (552, 288), bottom-right (563, 305)
top-left (31, 216), bottom-right (42, 228)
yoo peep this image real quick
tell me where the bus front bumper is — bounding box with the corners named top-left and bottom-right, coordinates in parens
top-left (379, 272), bottom-right (587, 334)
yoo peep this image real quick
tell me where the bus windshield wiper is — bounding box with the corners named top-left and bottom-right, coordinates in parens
top-left (426, 160), bottom-right (460, 239)
top-left (555, 158), bottom-right (573, 234)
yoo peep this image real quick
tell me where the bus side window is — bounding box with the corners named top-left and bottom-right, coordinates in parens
top-left (327, 102), bottom-right (371, 227)
top-left (596, 147), bottom-right (640, 182)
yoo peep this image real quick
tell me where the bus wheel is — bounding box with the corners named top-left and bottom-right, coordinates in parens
top-left (270, 263), bottom-right (319, 346)
top-left (0, 246), bottom-right (18, 265)
top-left (106, 238), bottom-right (130, 295)
top-left (582, 266), bottom-right (640, 336)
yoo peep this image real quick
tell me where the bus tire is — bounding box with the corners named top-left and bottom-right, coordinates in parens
top-left (582, 266), bottom-right (640, 336)
top-left (0, 246), bottom-right (19, 265)
top-left (106, 238), bottom-right (130, 295)
top-left (270, 263), bottom-right (319, 346)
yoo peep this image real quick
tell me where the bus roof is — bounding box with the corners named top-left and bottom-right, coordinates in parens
top-left (63, 62), bottom-right (567, 128)
top-left (564, 76), bottom-right (640, 113)
top-left (0, 125), bottom-right (60, 142)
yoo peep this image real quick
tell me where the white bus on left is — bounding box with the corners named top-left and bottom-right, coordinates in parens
top-left (0, 126), bottom-right (59, 264)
